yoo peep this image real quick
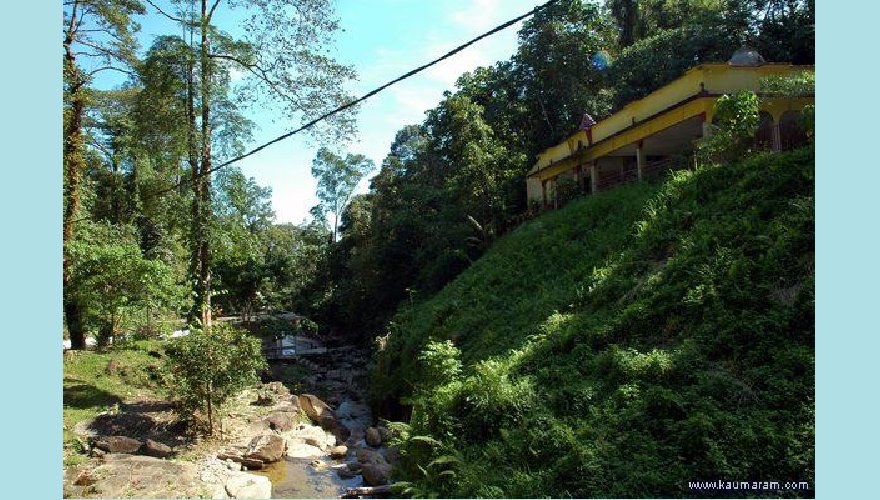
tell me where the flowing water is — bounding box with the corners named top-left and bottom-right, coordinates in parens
top-left (254, 456), bottom-right (363, 498)
top-left (255, 344), bottom-right (382, 498)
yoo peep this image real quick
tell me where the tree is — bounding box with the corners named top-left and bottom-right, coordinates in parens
top-left (752, 0), bottom-right (814, 64)
top-left (286, 219), bottom-right (333, 314)
top-left (311, 148), bottom-right (375, 243)
top-left (607, 24), bottom-right (740, 109)
top-left (425, 94), bottom-right (517, 239)
top-left (67, 221), bottom-right (184, 345)
top-left (607, 0), bottom-right (640, 47)
top-left (606, 1), bottom-right (734, 49)
top-left (212, 168), bottom-right (275, 322)
top-left (144, 0), bottom-right (357, 329)
top-left (164, 323), bottom-right (266, 435)
top-left (63, 0), bottom-right (145, 349)
top-left (515, 0), bottom-right (615, 150)
top-left (330, 194), bottom-right (379, 333)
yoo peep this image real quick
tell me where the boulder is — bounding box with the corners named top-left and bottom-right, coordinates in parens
top-left (82, 455), bottom-right (204, 498)
top-left (246, 434), bottom-right (286, 463)
top-left (216, 452), bottom-right (264, 470)
top-left (378, 426), bottom-right (393, 443)
top-left (275, 399), bottom-right (300, 414)
top-left (297, 394), bottom-right (331, 423)
top-left (265, 381), bottom-right (289, 395)
top-left (143, 439), bottom-right (174, 458)
top-left (252, 393), bottom-right (274, 406)
top-left (365, 427), bottom-right (382, 447)
top-left (241, 457), bottom-right (264, 470)
top-left (224, 473), bottom-right (272, 499)
top-left (333, 423), bottom-right (351, 445)
top-left (90, 413), bottom-right (157, 436)
top-left (318, 412), bottom-right (338, 432)
top-left (73, 470), bottom-right (96, 486)
top-left (361, 463), bottom-right (392, 486)
top-left (265, 412), bottom-right (294, 432)
top-left (94, 436), bottom-right (143, 454)
top-left (336, 467), bottom-right (357, 479)
top-left (330, 445), bottom-right (348, 459)
top-left (355, 448), bottom-right (388, 466)
top-left (285, 442), bottom-right (324, 458)
top-left (379, 446), bottom-right (400, 466)
top-left (305, 437), bottom-right (323, 449)
top-left (346, 428), bottom-right (365, 447)
top-left (312, 411), bottom-right (353, 446)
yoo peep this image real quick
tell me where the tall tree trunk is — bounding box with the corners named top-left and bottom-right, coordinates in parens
top-left (128, 155), bottom-right (139, 224)
top-left (199, 0), bottom-right (213, 329)
top-left (111, 157), bottom-right (122, 223)
top-left (187, 14), bottom-right (203, 324)
top-left (63, 3), bottom-right (86, 350)
top-left (611, 0), bottom-right (638, 48)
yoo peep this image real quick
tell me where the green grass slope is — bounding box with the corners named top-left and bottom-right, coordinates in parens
top-left (63, 341), bottom-right (165, 465)
top-left (372, 148), bottom-right (814, 498)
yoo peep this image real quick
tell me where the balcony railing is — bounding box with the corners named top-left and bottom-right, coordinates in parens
top-left (596, 158), bottom-right (676, 192)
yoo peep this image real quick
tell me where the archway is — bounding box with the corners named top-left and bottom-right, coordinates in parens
top-left (779, 110), bottom-right (808, 150)
top-left (755, 111), bottom-right (774, 150)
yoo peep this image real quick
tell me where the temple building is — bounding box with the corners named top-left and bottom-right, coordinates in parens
top-left (526, 49), bottom-right (814, 208)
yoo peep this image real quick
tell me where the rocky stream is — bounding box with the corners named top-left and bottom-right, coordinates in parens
top-left (63, 342), bottom-right (399, 499)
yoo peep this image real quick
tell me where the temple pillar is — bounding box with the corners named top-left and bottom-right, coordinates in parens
top-left (590, 161), bottom-right (599, 194)
top-left (771, 110), bottom-right (782, 151)
top-left (702, 110), bottom-right (713, 139)
top-left (636, 141), bottom-right (646, 181)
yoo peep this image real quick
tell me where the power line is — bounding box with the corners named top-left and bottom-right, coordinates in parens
top-left (148, 0), bottom-right (559, 200)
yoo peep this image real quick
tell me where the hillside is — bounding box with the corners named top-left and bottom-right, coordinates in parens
top-left (372, 147), bottom-right (815, 497)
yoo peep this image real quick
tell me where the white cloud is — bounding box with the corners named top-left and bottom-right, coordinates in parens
top-left (451, 0), bottom-right (504, 32)
top-left (425, 42), bottom-right (488, 87)
top-left (389, 84), bottom-right (441, 118)
top-left (228, 65), bottom-right (246, 83)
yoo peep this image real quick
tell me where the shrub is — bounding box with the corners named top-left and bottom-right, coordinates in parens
top-left (759, 72), bottom-right (815, 98)
top-left (456, 360), bottom-right (535, 440)
top-left (698, 90), bottom-right (760, 164)
top-left (164, 324), bottom-right (267, 435)
top-left (418, 340), bottom-right (462, 389)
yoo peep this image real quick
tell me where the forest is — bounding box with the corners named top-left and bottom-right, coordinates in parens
top-left (62, 0), bottom-right (815, 498)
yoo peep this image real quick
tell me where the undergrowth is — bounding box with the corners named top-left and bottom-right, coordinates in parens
top-left (374, 147), bottom-right (814, 498)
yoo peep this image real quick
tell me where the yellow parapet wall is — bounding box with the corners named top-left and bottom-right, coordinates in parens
top-left (527, 62), bottom-right (814, 205)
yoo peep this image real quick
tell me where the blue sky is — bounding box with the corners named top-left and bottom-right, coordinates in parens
top-left (90, 0), bottom-right (547, 224)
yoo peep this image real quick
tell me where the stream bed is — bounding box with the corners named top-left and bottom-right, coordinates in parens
top-left (256, 343), bottom-right (390, 498)
top-left (254, 456), bottom-right (362, 498)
